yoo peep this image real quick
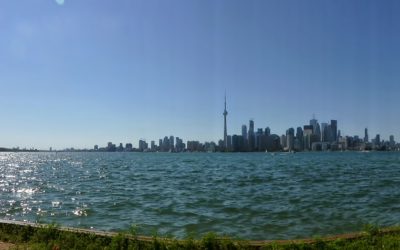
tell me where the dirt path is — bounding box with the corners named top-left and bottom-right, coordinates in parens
top-left (0, 242), bottom-right (14, 250)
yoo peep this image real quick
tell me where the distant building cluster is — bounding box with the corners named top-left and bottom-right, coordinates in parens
top-left (220, 117), bottom-right (398, 152)
top-left (90, 96), bottom-right (399, 153)
top-left (93, 137), bottom-right (219, 153)
top-left (93, 142), bottom-right (133, 152)
top-left (94, 136), bottom-right (189, 152)
top-left (219, 96), bottom-right (398, 152)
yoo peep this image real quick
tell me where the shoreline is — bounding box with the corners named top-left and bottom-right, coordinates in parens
top-left (0, 219), bottom-right (399, 249)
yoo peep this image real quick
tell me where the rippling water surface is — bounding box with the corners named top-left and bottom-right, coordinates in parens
top-left (0, 152), bottom-right (399, 240)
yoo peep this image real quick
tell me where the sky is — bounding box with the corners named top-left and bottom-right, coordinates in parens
top-left (1, 0), bottom-right (400, 149)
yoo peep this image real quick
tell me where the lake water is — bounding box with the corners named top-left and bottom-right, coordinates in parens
top-left (0, 151), bottom-right (399, 240)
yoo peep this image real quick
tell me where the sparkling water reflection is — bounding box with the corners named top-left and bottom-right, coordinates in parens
top-left (0, 152), bottom-right (399, 240)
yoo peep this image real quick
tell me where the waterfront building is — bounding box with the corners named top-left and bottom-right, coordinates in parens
top-left (321, 123), bottom-right (328, 142)
top-left (280, 134), bottom-right (287, 149)
top-left (239, 135), bottom-right (246, 151)
top-left (223, 94), bottom-right (228, 148)
top-left (390, 135), bottom-right (395, 148)
top-left (255, 128), bottom-right (265, 151)
top-left (310, 134), bottom-right (320, 147)
top-left (150, 141), bottom-right (156, 151)
top-left (249, 120), bottom-right (254, 134)
top-left (204, 141), bottom-right (216, 152)
top-left (175, 137), bottom-right (180, 151)
top-left (294, 138), bottom-right (302, 151)
top-left (242, 125), bottom-right (247, 140)
top-left (187, 141), bottom-right (201, 152)
top-left (125, 143), bottom-right (133, 151)
top-left (311, 142), bottom-right (322, 151)
top-left (248, 120), bottom-right (255, 151)
top-left (231, 135), bottom-right (241, 152)
top-left (107, 142), bottom-right (116, 152)
top-left (227, 135), bottom-right (232, 151)
top-left (295, 127), bottom-right (304, 151)
top-left (338, 137), bottom-right (347, 150)
top-left (286, 128), bottom-right (295, 151)
top-left (331, 120), bottom-right (338, 142)
top-left (162, 136), bottom-right (169, 151)
top-left (265, 127), bottom-right (271, 137)
top-left (353, 136), bottom-right (362, 149)
top-left (310, 116), bottom-right (321, 141)
top-left (266, 134), bottom-right (281, 152)
top-left (158, 139), bottom-right (162, 149)
top-left (258, 134), bottom-right (268, 152)
top-left (169, 136), bottom-right (175, 151)
top-left (138, 140), bottom-right (148, 151)
top-left (303, 125), bottom-right (313, 150)
top-left (118, 143), bottom-right (124, 151)
top-left (345, 136), bottom-right (354, 149)
top-left (326, 125), bottom-right (333, 142)
top-left (364, 128), bottom-right (369, 143)
top-left (242, 124), bottom-right (248, 151)
top-left (218, 140), bottom-right (224, 150)
top-left (254, 128), bottom-right (263, 151)
top-left (175, 137), bottom-right (184, 152)
top-left (375, 134), bottom-right (381, 147)
top-left (94, 145), bottom-right (98, 151)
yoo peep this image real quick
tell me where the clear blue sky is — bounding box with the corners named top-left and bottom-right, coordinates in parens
top-left (1, 0), bottom-right (399, 149)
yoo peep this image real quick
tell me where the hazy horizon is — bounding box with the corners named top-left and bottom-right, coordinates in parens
top-left (1, 0), bottom-right (400, 150)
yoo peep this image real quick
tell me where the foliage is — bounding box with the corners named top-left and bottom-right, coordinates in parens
top-left (1, 223), bottom-right (400, 250)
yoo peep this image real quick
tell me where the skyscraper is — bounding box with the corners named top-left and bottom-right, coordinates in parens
top-left (310, 116), bottom-right (321, 141)
top-left (241, 125), bottom-right (247, 140)
top-left (248, 120), bottom-right (255, 151)
top-left (364, 128), bottom-right (369, 143)
top-left (256, 128), bottom-right (263, 151)
top-left (280, 134), bottom-right (287, 149)
top-left (286, 128), bottom-right (295, 151)
top-left (295, 126), bottom-right (304, 151)
top-left (390, 135), bottom-right (395, 148)
top-left (321, 123), bottom-right (328, 142)
top-left (242, 124), bottom-right (248, 150)
top-left (265, 127), bottom-right (271, 137)
top-left (163, 136), bottom-right (169, 151)
top-left (331, 120), bottom-right (338, 142)
top-left (223, 94), bottom-right (228, 148)
top-left (303, 125), bottom-right (313, 150)
top-left (169, 136), bottom-right (175, 151)
top-left (227, 135), bottom-right (232, 151)
top-left (375, 134), bottom-right (381, 146)
top-left (138, 140), bottom-right (148, 151)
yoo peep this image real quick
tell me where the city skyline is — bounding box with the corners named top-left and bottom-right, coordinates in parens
top-left (1, 93), bottom-right (398, 151)
top-left (89, 106), bottom-right (397, 152)
top-left (0, 91), bottom-right (398, 151)
top-left (1, 0), bottom-right (400, 149)
top-left (17, 99), bottom-right (399, 152)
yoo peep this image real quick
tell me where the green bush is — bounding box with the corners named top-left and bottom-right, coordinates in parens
top-left (2, 222), bottom-right (400, 249)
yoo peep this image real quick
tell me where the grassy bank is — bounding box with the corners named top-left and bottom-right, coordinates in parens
top-left (1, 221), bottom-right (400, 249)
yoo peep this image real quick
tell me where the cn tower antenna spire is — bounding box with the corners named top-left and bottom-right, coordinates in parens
top-left (223, 91), bottom-right (228, 149)
top-left (224, 91), bottom-right (227, 110)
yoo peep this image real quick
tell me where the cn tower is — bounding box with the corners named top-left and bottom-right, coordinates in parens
top-left (223, 93), bottom-right (228, 149)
